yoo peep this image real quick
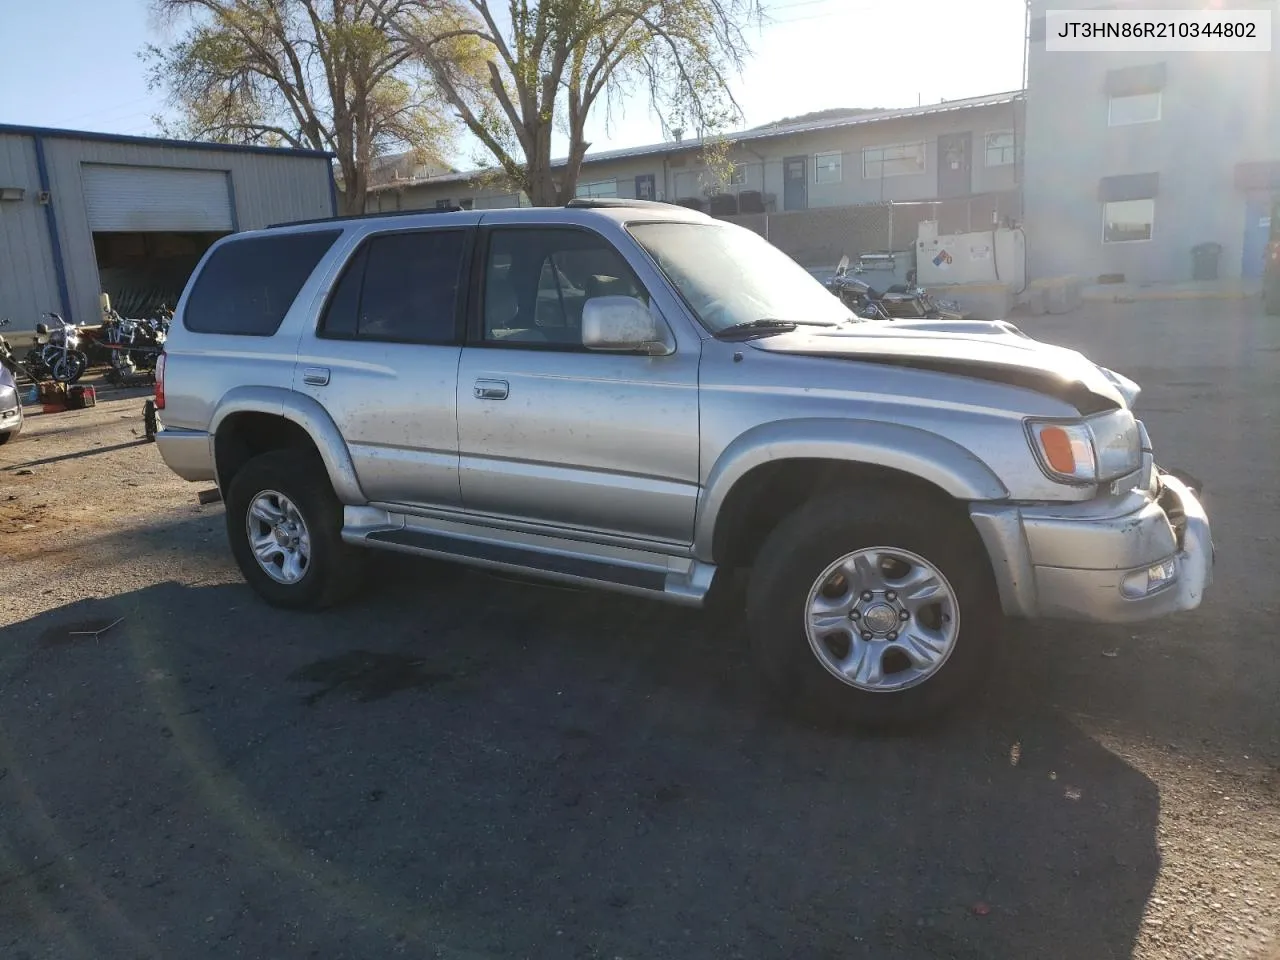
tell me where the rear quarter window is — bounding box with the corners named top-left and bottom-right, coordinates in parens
top-left (184, 230), bottom-right (341, 336)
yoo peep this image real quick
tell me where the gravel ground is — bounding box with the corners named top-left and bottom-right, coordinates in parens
top-left (1, 300), bottom-right (1277, 960)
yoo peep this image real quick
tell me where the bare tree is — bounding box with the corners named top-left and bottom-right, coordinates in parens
top-left (143, 0), bottom-right (464, 214)
top-left (408, 0), bottom-right (761, 206)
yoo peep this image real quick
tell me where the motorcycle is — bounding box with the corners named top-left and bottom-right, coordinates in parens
top-left (0, 319), bottom-right (20, 378)
top-left (92, 309), bottom-right (167, 383)
top-left (826, 256), bottom-right (967, 321)
top-left (28, 313), bottom-right (90, 383)
top-left (0, 315), bottom-right (88, 383)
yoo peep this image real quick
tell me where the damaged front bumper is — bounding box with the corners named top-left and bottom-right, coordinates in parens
top-left (970, 467), bottom-right (1214, 624)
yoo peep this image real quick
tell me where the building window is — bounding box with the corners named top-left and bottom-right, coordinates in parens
top-left (985, 132), bottom-right (1016, 167)
top-left (862, 142), bottom-right (926, 179)
top-left (729, 164), bottom-right (747, 186)
top-left (814, 152), bottom-right (842, 185)
top-left (1103, 198), bottom-right (1155, 243)
top-left (575, 179), bottom-right (619, 199)
top-left (1108, 92), bottom-right (1161, 126)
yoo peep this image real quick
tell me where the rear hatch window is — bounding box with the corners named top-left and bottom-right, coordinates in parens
top-left (184, 230), bottom-right (341, 336)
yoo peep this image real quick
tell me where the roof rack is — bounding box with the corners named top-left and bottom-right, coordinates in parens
top-left (564, 198), bottom-right (684, 211)
top-left (268, 205), bottom-right (464, 229)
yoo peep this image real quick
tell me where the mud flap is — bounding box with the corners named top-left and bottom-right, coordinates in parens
top-left (1159, 466), bottom-right (1203, 499)
top-left (143, 399), bottom-right (161, 442)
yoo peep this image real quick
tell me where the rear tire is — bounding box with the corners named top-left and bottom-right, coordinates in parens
top-left (746, 490), bottom-right (1001, 730)
top-left (225, 449), bottom-right (365, 610)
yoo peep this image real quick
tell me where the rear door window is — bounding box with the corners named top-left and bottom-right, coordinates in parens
top-left (184, 230), bottom-right (340, 336)
top-left (320, 230), bottom-right (468, 344)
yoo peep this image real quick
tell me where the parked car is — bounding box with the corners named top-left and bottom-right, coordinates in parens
top-left (152, 199), bottom-right (1214, 728)
top-left (0, 359), bottom-right (23, 445)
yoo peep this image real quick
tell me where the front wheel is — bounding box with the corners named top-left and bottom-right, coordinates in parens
top-left (49, 351), bottom-right (88, 383)
top-left (747, 491), bottom-right (1001, 729)
top-left (225, 450), bottom-right (365, 610)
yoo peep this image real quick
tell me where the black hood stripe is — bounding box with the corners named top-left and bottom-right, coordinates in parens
top-left (794, 353), bottom-right (1121, 416)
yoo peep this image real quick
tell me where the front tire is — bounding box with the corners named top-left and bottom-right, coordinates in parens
top-left (49, 351), bottom-right (88, 384)
top-left (746, 491), bottom-right (1001, 730)
top-left (225, 450), bottom-right (364, 610)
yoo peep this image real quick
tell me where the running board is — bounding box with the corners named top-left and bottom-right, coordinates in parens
top-left (341, 506), bottom-right (714, 607)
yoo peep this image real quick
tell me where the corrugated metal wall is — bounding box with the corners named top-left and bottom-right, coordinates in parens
top-left (0, 132), bottom-right (333, 334)
top-left (42, 138), bottom-right (333, 327)
top-left (0, 133), bottom-right (61, 333)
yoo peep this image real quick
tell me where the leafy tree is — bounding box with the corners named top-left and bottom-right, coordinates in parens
top-left (143, 0), bottom-right (462, 214)
top-left (410, 0), bottom-right (761, 206)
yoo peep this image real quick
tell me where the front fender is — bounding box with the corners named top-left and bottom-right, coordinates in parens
top-left (693, 418), bottom-right (1008, 560)
top-left (209, 386), bottom-right (367, 504)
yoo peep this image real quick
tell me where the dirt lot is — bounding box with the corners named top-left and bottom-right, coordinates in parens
top-left (1, 300), bottom-right (1278, 960)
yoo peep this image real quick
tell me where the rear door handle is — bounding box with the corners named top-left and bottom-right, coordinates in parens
top-left (303, 366), bottom-right (330, 386)
top-left (474, 379), bottom-right (509, 400)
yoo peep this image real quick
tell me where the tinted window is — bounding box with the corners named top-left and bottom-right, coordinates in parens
top-left (321, 230), bottom-right (465, 344)
top-left (318, 245), bottom-right (368, 339)
top-left (483, 228), bottom-right (646, 347)
top-left (185, 230), bottom-right (340, 336)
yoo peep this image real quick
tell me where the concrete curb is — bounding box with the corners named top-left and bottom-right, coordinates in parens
top-left (1081, 292), bottom-right (1259, 303)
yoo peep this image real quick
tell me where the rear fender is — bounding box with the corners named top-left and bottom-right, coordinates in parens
top-left (209, 386), bottom-right (366, 504)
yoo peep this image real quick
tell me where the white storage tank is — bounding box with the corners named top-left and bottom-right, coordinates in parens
top-left (916, 223), bottom-right (1025, 291)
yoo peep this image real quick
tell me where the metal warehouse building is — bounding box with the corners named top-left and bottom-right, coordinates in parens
top-left (0, 125), bottom-right (336, 334)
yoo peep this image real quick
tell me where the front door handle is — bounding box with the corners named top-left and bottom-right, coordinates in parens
top-left (474, 379), bottom-right (509, 400)
top-left (303, 366), bottom-right (330, 387)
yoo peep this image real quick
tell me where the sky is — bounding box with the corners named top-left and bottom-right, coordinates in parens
top-left (0, 0), bottom-right (1028, 168)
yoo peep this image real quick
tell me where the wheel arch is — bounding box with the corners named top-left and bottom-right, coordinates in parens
top-left (696, 419), bottom-right (1007, 566)
top-left (210, 387), bottom-right (366, 503)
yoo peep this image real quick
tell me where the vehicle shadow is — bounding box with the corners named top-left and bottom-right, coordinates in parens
top-left (0, 565), bottom-right (1159, 960)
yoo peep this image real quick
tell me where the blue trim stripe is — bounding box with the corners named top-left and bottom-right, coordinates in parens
top-left (225, 170), bottom-right (240, 232)
top-left (32, 136), bottom-right (73, 323)
top-left (0, 122), bottom-right (334, 161)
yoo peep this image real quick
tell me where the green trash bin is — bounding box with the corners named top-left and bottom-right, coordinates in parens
top-left (1191, 242), bottom-right (1222, 281)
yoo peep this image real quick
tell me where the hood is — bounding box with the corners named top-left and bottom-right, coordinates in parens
top-left (748, 318), bottom-right (1132, 415)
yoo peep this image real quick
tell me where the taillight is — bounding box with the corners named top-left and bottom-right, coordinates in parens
top-left (154, 352), bottom-right (166, 410)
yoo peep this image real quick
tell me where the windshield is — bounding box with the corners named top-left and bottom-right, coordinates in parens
top-left (628, 221), bottom-right (852, 333)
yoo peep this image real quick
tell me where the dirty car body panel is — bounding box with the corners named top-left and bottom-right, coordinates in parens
top-left (154, 201), bottom-right (1214, 633)
top-left (0, 362), bottom-right (22, 441)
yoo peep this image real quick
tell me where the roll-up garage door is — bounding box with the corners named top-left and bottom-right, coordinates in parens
top-left (82, 164), bottom-right (234, 232)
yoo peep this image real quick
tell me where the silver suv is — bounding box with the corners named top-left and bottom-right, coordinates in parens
top-left (154, 199), bottom-right (1214, 727)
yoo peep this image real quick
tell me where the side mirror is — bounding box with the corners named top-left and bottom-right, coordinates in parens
top-left (582, 296), bottom-right (672, 356)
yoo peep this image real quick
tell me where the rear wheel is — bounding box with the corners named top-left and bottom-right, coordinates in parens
top-left (747, 491), bottom-right (1001, 729)
top-left (225, 450), bottom-right (364, 610)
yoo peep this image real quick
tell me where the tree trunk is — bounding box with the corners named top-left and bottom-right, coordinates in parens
top-left (340, 162), bottom-right (367, 215)
top-left (526, 156), bottom-right (560, 206)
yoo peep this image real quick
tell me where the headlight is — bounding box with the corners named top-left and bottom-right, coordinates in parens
top-left (1026, 409), bottom-right (1141, 485)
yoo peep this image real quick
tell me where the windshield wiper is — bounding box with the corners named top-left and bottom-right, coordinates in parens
top-left (713, 318), bottom-right (798, 341)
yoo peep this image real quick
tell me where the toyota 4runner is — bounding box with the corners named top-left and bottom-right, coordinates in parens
top-left (153, 199), bottom-right (1214, 727)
